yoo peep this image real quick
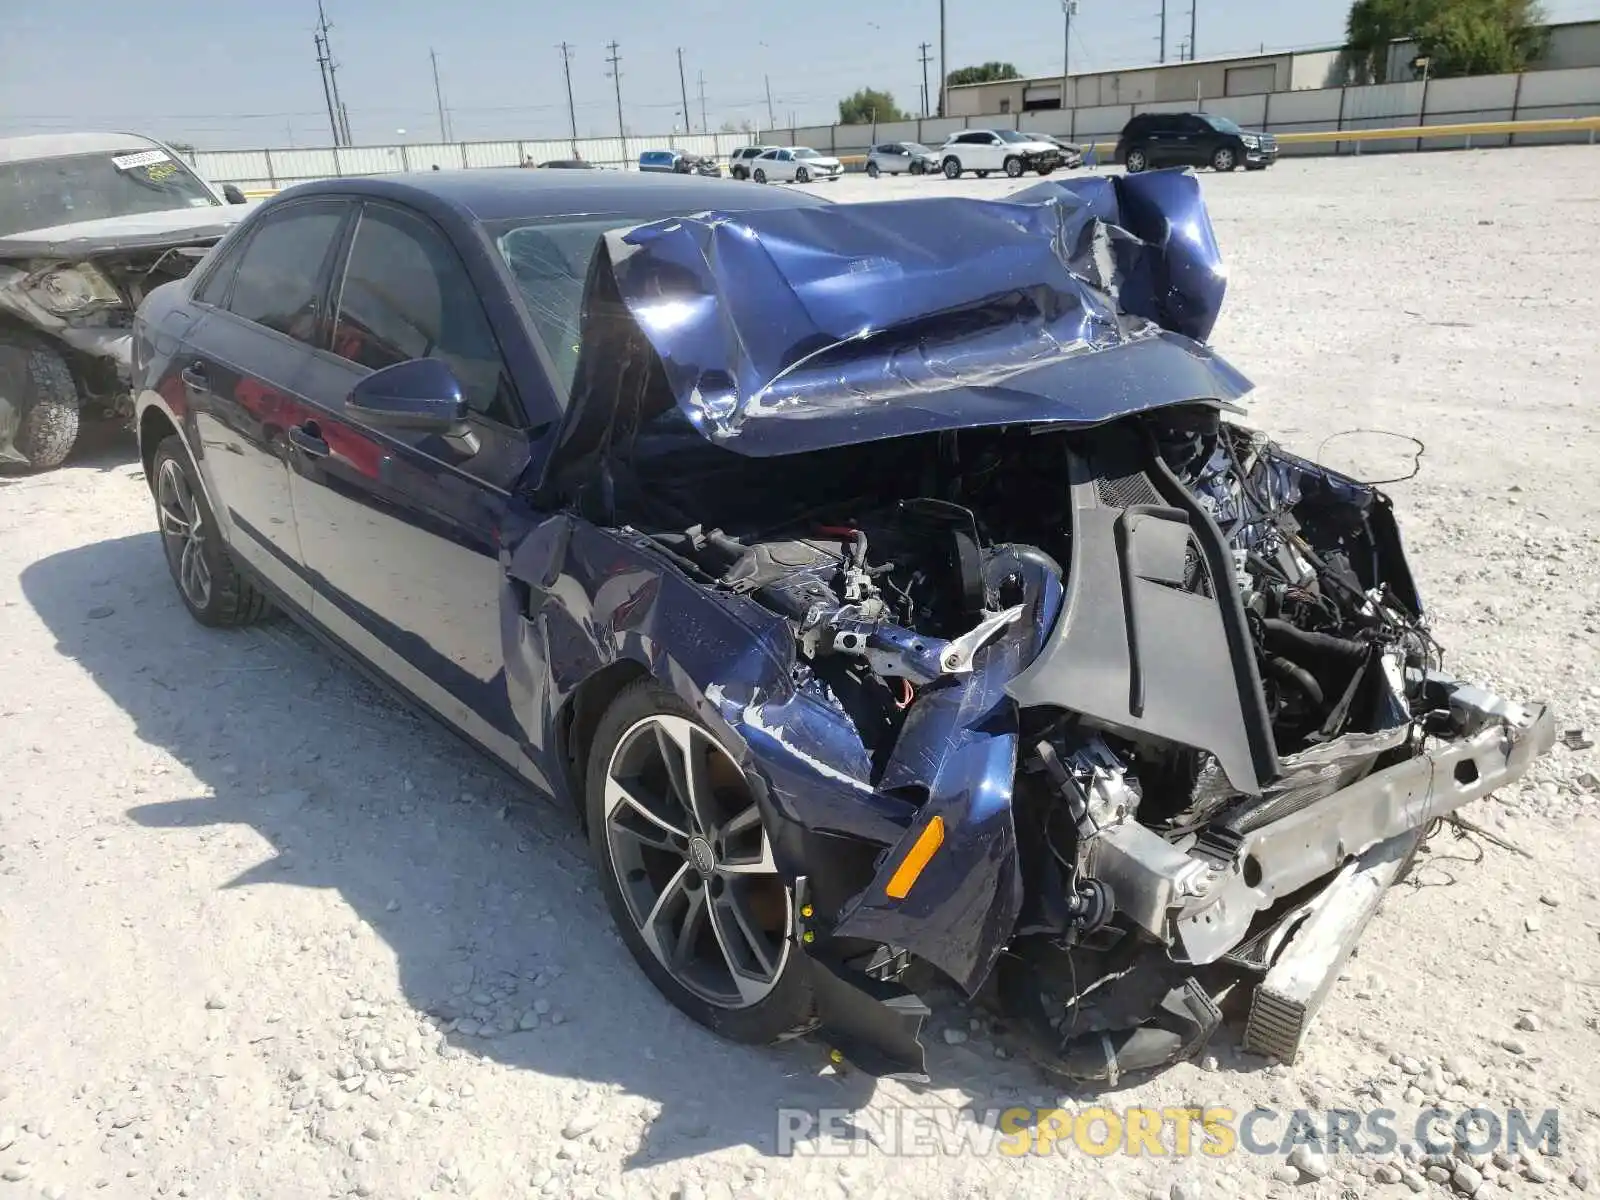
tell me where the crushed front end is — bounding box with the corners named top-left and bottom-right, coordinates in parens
top-left (547, 170), bottom-right (1554, 1079)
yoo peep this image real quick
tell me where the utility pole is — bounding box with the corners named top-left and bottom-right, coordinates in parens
top-left (764, 74), bottom-right (775, 129)
top-left (316, 0), bottom-right (350, 145)
top-left (1061, 0), bottom-right (1078, 112)
top-left (430, 48), bottom-right (450, 141)
top-left (676, 49), bottom-right (692, 136)
top-left (939, 0), bottom-right (948, 118)
top-left (558, 42), bottom-right (578, 155)
top-left (697, 70), bottom-right (708, 132)
top-left (1189, 0), bottom-right (1198, 62)
top-left (918, 42), bottom-right (933, 118)
top-left (314, 31), bottom-right (340, 145)
top-left (605, 42), bottom-right (626, 158)
top-left (1159, 0), bottom-right (1168, 64)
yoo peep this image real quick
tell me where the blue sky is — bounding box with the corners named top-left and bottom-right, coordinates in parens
top-left (4, 0), bottom-right (1599, 148)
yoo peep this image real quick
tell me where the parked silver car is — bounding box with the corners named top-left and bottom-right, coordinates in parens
top-left (865, 142), bottom-right (940, 178)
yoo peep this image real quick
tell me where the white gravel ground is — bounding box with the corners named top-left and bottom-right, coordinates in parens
top-left (2, 145), bottom-right (1599, 1200)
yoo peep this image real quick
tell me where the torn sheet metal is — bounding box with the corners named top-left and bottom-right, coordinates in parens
top-left (559, 170), bottom-right (1248, 464)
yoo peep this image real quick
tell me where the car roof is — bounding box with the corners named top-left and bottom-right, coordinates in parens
top-left (274, 169), bottom-right (828, 223)
top-left (0, 131), bottom-right (163, 164)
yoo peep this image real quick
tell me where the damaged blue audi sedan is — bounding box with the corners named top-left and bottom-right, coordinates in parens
top-left (131, 168), bottom-right (1553, 1080)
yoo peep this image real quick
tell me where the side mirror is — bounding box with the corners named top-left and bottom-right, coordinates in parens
top-left (347, 358), bottom-right (468, 432)
top-left (222, 183), bottom-right (248, 205)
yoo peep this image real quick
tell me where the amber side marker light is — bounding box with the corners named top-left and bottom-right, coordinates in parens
top-left (885, 815), bottom-right (945, 899)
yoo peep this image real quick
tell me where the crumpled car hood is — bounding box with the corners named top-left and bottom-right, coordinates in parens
top-left (548, 169), bottom-right (1250, 480)
top-left (0, 204), bottom-right (251, 259)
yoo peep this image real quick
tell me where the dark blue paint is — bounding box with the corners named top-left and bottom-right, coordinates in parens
top-left (562, 169), bottom-right (1244, 461)
top-left (135, 167), bottom-right (1250, 1029)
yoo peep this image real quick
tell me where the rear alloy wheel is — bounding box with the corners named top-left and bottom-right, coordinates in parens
top-left (1125, 147), bottom-right (1148, 173)
top-left (753, 168), bottom-right (767, 184)
top-left (588, 682), bottom-right (813, 1042)
top-left (795, 166), bottom-right (810, 183)
top-left (942, 157), bottom-right (961, 179)
top-left (1212, 145), bottom-right (1238, 172)
top-left (151, 435), bottom-right (271, 627)
top-left (866, 161), bottom-right (881, 178)
top-left (1004, 155), bottom-right (1024, 178)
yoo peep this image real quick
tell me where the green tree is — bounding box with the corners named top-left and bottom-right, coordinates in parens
top-left (946, 62), bottom-right (1021, 87)
top-left (1345, 0), bottom-right (1546, 82)
top-left (837, 88), bottom-right (908, 125)
top-left (1417, 0), bottom-right (1547, 75)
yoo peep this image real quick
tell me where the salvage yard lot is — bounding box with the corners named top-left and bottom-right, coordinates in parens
top-left (2, 146), bottom-right (1599, 1200)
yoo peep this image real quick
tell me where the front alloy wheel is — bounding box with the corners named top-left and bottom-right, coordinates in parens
top-left (588, 683), bottom-right (813, 1042)
top-left (1212, 146), bottom-right (1237, 172)
top-left (942, 157), bottom-right (961, 179)
top-left (795, 166), bottom-right (811, 183)
top-left (866, 161), bottom-right (881, 178)
top-left (753, 168), bottom-right (767, 183)
top-left (1125, 148), bottom-right (1148, 173)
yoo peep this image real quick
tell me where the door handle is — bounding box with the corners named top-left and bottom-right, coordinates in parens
top-left (288, 422), bottom-right (330, 458)
top-left (179, 362), bottom-right (209, 391)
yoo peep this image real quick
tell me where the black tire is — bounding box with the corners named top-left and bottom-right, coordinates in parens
top-left (753, 168), bottom-right (767, 184)
top-left (1212, 145), bottom-right (1238, 172)
top-left (732, 166), bottom-right (748, 180)
top-left (942, 156), bottom-right (961, 179)
top-left (1003, 155), bottom-right (1024, 178)
top-left (795, 166), bottom-right (810, 183)
top-left (0, 333), bottom-right (80, 471)
top-left (1124, 147), bottom-right (1148, 173)
top-left (909, 161), bottom-right (924, 175)
top-left (975, 170), bottom-right (990, 179)
top-left (150, 435), bottom-right (272, 628)
top-left (866, 161), bottom-right (880, 178)
top-left (587, 679), bottom-right (814, 1045)
top-left (1036, 165), bottom-right (1055, 175)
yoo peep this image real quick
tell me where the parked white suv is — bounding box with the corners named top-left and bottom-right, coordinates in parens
top-left (729, 145), bottom-right (782, 180)
top-left (937, 129), bottom-right (1064, 179)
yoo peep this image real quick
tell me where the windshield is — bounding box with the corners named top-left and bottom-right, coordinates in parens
top-left (0, 148), bottom-right (219, 237)
top-left (794, 148), bottom-right (820, 158)
top-left (1205, 116), bottom-right (1244, 134)
top-left (996, 130), bottom-right (1034, 144)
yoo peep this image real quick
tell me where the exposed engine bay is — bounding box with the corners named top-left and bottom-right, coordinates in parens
top-left (601, 401), bottom-right (1548, 1078)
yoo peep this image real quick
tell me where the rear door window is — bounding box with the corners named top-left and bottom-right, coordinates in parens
top-left (223, 202), bottom-right (347, 345)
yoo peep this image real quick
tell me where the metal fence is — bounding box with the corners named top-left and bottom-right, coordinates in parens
top-left (190, 64), bottom-right (1600, 191)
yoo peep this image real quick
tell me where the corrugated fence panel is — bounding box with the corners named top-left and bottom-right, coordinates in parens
top-left (192, 67), bottom-right (1600, 186)
top-left (465, 141), bottom-right (525, 168)
top-left (407, 142), bottom-right (461, 169)
top-left (265, 148), bottom-right (341, 179)
top-left (1074, 105), bottom-right (1133, 139)
top-left (1426, 73), bottom-right (1519, 116)
top-left (1264, 87), bottom-right (1342, 126)
top-left (1204, 94), bottom-right (1269, 126)
top-left (194, 150), bottom-right (271, 181)
top-left (1518, 64), bottom-right (1600, 107)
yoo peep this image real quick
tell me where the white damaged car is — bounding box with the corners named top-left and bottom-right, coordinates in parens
top-left (0, 132), bottom-right (252, 470)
